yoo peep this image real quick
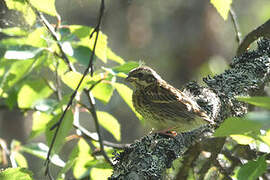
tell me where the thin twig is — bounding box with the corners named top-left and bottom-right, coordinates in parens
top-left (84, 89), bottom-right (113, 166)
top-left (89, 0), bottom-right (105, 76)
top-left (37, 12), bottom-right (76, 72)
top-left (237, 18), bottom-right (270, 55)
top-left (89, 77), bottom-right (106, 91)
top-left (229, 8), bottom-right (242, 45)
top-left (32, 0), bottom-right (106, 175)
top-left (55, 60), bottom-right (63, 101)
top-left (73, 120), bottom-right (129, 149)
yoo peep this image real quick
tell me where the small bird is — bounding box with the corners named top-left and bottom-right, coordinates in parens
top-left (126, 66), bottom-right (214, 134)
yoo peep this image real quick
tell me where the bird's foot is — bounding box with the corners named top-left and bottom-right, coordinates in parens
top-left (153, 127), bottom-right (178, 138)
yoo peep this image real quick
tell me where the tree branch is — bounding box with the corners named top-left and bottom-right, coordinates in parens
top-left (229, 8), bottom-right (242, 45)
top-left (110, 38), bottom-right (270, 179)
top-left (237, 18), bottom-right (270, 55)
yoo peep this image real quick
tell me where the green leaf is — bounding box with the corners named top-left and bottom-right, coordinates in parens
top-left (112, 61), bottom-right (140, 74)
top-left (28, 0), bottom-right (57, 16)
top-left (107, 48), bottom-right (125, 64)
top-left (0, 59), bottom-right (38, 92)
top-left (237, 96), bottom-right (270, 110)
top-left (230, 135), bottom-right (255, 145)
top-left (46, 110), bottom-right (73, 153)
top-left (13, 152), bottom-right (28, 168)
top-left (0, 27), bottom-right (27, 36)
top-left (214, 117), bottom-right (262, 137)
top-left (56, 158), bottom-right (76, 180)
top-left (61, 71), bottom-right (92, 91)
top-left (92, 82), bottom-right (114, 104)
top-left (90, 168), bottom-right (112, 180)
top-left (5, 88), bottom-right (18, 109)
top-left (69, 25), bottom-right (107, 63)
top-left (17, 79), bottom-right (53, 108)
top-left (0, 28), bottom-right (48, 48)
top-left (22, 143), bottom-right (65, 167)
top-left (5, 0), bottom-right (36, 26)
top-left (210, 0), bottom-right (232, 20)
top-left (71, 138), bottom-right (94, 179)
top-left (96, 111), bottom-right (121, 141)
top-left (114, 83), bottom-right (142, 120)
top-left (0, 168), bottom-right (33, 180)
top-left (69, 45), bottom-right (92, 67)
top-left (68, 25), bottom-right (126, 65)
top-left (29, 111), bottom-right (53, 139)
top-left (237, 156), bottom-right (267, 180)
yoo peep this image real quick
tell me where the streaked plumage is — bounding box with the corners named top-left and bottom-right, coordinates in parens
top-left (126, 66), bottom-right (213, 132)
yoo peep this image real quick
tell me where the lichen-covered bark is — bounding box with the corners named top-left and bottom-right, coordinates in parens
top-left (110, 39), bottom-right (270, 180)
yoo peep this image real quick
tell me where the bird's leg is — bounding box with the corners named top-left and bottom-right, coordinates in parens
top-left (154, 127), bottom-right (178, 137)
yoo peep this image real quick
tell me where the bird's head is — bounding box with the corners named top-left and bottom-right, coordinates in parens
top-left (126, 66), bottom-right (162, 89)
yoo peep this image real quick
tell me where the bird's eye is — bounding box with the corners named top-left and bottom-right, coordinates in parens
top-left (146, 74), bottom-right (155, 83)
top-left (136, 73), bottom-right (143, 78)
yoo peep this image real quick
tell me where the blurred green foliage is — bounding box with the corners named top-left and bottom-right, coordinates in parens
top-left (0, 0), bottom-right (270, 179)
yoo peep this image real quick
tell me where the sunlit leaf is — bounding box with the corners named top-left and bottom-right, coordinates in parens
top-left (0, 27), bottom-right (27, 36)
top-left (61, 71), bottom-right (92, 91)
top-left (237, 96), bottom-right (270, 110)
top-left (69, 25), bottom-right (107, 63)
top-left (29, 111), bottom-right (53, 139)
top-left (0, 28), bottom-right (48, 48)
top-left (0, 59), bottom-right (39, 92)
top-left (0, 168), bottom-right (33, 180)
top-left (114, 83), bottom-right (142, 120)
top-left (17, 79), bottom-right (53, 108)
top-left (71, 138), bottom-right (94, 179)
top-left (22, 143), bottom-right (65, 167)
top-left (230, 135), bottom-right (255, 145)
top-left (26, 28), bottom-right (48, 48)
top-left (13, 152), bottom-right (28, 168)
top-left (90, 168), bottom-right (112, 180)
top-left (89, 30), bottom-right (107, 63)
top-left (107, 48), bottom-right (125, 64)
top-left (237, 156), bottom-right (267, 180)
top-left (96, 111), bottom-right (121, 141)
top-left (28, 0), bottom-right (57, 17)
top-left (46, 110), bottom-right (73, 153)
top-left (210, 0), bottom-right (232, 20)
top-left (92, 82), bottom-right (114, 104)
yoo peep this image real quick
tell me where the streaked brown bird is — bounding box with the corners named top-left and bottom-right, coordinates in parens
top-left (126, 66), bottom-right (214, 134)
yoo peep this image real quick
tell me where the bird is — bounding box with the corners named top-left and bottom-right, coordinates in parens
top-left (126, 66), bottom-right (214, 135)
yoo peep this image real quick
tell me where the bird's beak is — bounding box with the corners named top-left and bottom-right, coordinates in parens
top-left (125, 75), bottom-right (135, 82)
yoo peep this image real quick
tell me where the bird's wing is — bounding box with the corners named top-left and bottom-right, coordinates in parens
top-left (144, 85), bottom-right (195, 119)
top-left (145, 84), bottom-right (213, 123)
